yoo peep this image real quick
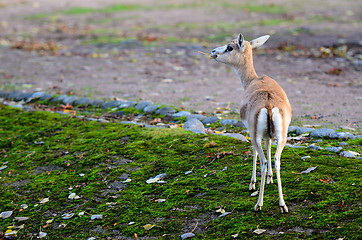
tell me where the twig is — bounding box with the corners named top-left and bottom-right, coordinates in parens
top-left (191, 221), bottom-right (199, 233)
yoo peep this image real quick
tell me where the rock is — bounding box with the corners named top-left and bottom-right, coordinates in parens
top-left (324, 147), bottom-right (343, 152)
top-left (6, 91), bottom-right (22, 100)
top-left (155, 107), bottom-right (176, 116)
top-left (0, 90), bottom-right (9, 98)
top-left (16, 92), bottom-right (33, 101)
top-left (143, 104), bottom-right (160, 113)
top-left (288, 126), bottom-right (298, 133)
top-left (26, 92), bottom-right (45, 102)
top-left (190, 129), bottom-right (206, 134)
top-left (110, 111), bottom-right (124, 117)
top-left (339, 142), bottom-right (348, 146)
top-left (183, 118), bottom-right (205, 132)
top-left (202, 116), bottom-right (219, 124)
top-left (119, 101), bottom-right (137, 108)
top-left (172, 111), bottom-right (191, 118)
top-left (120, 121), bottom-right (145, 126)
top-left (310, 128), bottom-right (336, 138)
top-left (220, 119), bottom-right (238, 126)
top-left (74, 98), bottom-right (92, 105)
top-left (330, 132), bottom-right (354, 140)
top-left (295, 127), bottom-right (314, 135)
top-left (39, 93), bottom-right (54, 101)
top-left (340, 151), bottom-right (359, 158)
top-left (135, 101), bottom-right (151, 110)
top-left (63, 96), bottom-right (78, 105)
top-left (186, 114), bottom-right (206, 121)
top-left (102, 100), bottom-right (123, 109)
top-left (51, 95), bottom-right (68, 103)
top-left (234, 121), bottom-right (245, 128)
top-left (354, 135), bottom-right (362, 139)
top-left (223, 133), bottom-right (248, 142)
top-left (89, 99), bottom-right (104, 107)
top-left (307, 145), bottom-right (323, 150)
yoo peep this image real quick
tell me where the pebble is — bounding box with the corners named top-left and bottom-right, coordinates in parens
top-left (172, 111), bottom-right (191, 118)
top-left (155, 107), bottom-right (176, 116)
top-left (110, 111), bottom-right (124, 117)
top-left (134, 101), bottom-right (151, 111)
top-left (307, 145), bottom-right (323, 150)
top-left (102, 100), bottom-right (123, 109)
top-left (63, 96), bottom-right (78, 105)
top-left (339, 151), bottom-right (358, 158)
top-left (220, 119), bottom-right (238, 126)
top-left (288, 126), bottom-right (298, 133)
top-left (330, 132), bottom-right (354, 140)
top-left (119, 101), bottom-right (137, 108)
top-left (295, 127), bottom-right (314, 135)
top-left (183, 118), bottom-right (205, 132)
top-left (223, 133), bottom-right (248, 142)
top-left (39, 93), bottom-right (54, 101)
top-left (186, 114), bottom-right (206, 121)
top-left (310, 128), bottom-right (336, 138)
top-left (324, 147), bottom-right (343, 152)
top-left (89, 99), bottom-right (104, 107)
top-left (234, 121), bottom-right (245, 127)
top-left (51, 95), bottom-right (68, 103)
top-left (26, 92), bottom-right (45, 102)
top-left (143, 104), bottom-right (160, 113)
top-left (0, 90), bottom-right (9, 98)
top-left (301, 156), bottom-right (311, 160)
top-left (74, 98), bottom-right (92, 105)
top-left (202, 116), bottom-right (219, 124)
top-left (339, 142), bottom-right (348, 146)
top-left (91, 214), bottom-right (103, 220)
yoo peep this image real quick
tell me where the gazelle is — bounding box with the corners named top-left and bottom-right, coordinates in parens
top-left (210, 34), bottom-right (291, 213)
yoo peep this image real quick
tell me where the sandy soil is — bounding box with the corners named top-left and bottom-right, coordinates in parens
top-left (0, 0), bottom-right (361, 128)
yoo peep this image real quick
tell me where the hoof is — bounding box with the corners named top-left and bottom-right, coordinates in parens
top-left (249, 182), bottom-right (255, 191)
top-left (267, 175), bottom-right (273, 184)
top-left (254, 204), bottom-right (262, 211)
top-left (280, 205), bottom-right (288, 213)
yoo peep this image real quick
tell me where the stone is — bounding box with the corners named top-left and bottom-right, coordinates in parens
top-left (120, 121), bottom-right (145, 126)
top-left (288, 126), bottom-right (298, 133)
top-left (143, 105), bottom-right (160, 113)
top-left (186, 114), bottom-right (206, 121)
top-left (74, 98), bottom-right (92, 105)
top-left (340, 151), bottom-right (359, 158)
top-left (223, 133), bottom-right (248, 142)
top-left (324, 147), bottom-right (343, 152)
top-left (26, 92), bottom-right (45, 102)
top-left (110, 111), bottom-right (125, 117)
top-left (172, 111), bottom-right (191, 118)
top-left (0, 90), bottom-right (9, 98)
top-left (63, 96), bottom-right (78, 105)
top-left (307, 145), bottom-right (323, 150)
top-left (310, 128), bottom-right (336, 138)
top-left (119, 101), bottom-right (137, 108)
top-left (234, 121), bottom-right (245, 128)
top-left (89, 99), bottom-right (104, 107)
top-left (39, 93), bottom-right (54, 101)
top-left (183, 118), bottom-right (205, 132)
top-left (6, 91), bottom-right (22, 100)
top-left (295, 127), bottom-right (314, 135)
top-left (155, 107), bottom-right (176, 116)
top-left (202, 116), bottom-right (220, 124)
top-left (339, 142), bottom-right (348, 146)
top-left (354, 135), bottom-right (362, 139)
top-left (15, 92), bottom-right (33, 101)
top-left (135, 101), bottom-right (151, 110)
top-left (51, 95), bottom-right (68, 103)
top-left (189, 129), bottom-right (206, 134)
top-left (102, 100), bottom-right (123, 109)
top-left (330, 132), bottom-right (354, 140)
top-left (220, 119), bottom-right (238, 126)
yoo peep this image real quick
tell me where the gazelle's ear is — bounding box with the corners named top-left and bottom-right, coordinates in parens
top-left (237, 33), bottom-right (245, 50)
top-left (250, 35), bottom-right (270, 49)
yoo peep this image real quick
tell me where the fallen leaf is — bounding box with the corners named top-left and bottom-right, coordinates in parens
top-left (0, 211), bottom-right (12, 219)
top-left (231, 233), bottom-right (239, 238)
top-left (39, 231), bottom-right (47, 238)
top-left (14, 217), bottom-right (29, 222)
top-left (143, 224), bottom-right (155, 231)
top-left (181, 232), bottom-right (195, 239)
top-left (253, 228), bottom-right (267, 235)
top-left (320, 178), bottom-right (331, 183)
top-left (203, 141), bottom-right (218, 148)
top-left (219, 212), bottom-right (231, 217)
top-left (91, 214), bottom-right (103, 220)
top-left (40, 197), bottom-right (50, 204)
top-left (300, 166), bottom-right (317, 174)
top-left (251, 191), bottom-right (259, 197)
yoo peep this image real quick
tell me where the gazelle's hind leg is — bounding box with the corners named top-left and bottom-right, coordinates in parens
top-left (275, 139), bottom-right (288, 213)
top-left (253, 138), bottom-right (268, 211)
top-left (249, 147), bottom-right (257, 190)
top-left (266, 139), bottom-right (273, 184)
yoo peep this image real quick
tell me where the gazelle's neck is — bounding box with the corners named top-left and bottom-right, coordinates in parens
top-left (233, 51), bottom-right (258, 90)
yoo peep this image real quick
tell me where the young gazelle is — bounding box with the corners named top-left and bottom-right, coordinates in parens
top-left (210, 34), bottom-right (292, 213)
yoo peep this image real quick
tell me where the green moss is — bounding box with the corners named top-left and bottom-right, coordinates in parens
top-left (0, 106), bottom-right (361, 239)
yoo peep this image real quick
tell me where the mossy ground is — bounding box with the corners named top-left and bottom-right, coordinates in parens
top-left (0, 105), bottom-right (361, 239)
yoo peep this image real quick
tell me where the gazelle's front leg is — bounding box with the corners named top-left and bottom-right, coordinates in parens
top-left (266, 139), bottom-right (273, 184)
top-left (249, 147), bottom-right (257, 190)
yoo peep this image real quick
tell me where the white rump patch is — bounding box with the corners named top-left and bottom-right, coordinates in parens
top-left (272, 107), bottom-right (283, 139)
top-left (256, 108), bottom-right (268, 140)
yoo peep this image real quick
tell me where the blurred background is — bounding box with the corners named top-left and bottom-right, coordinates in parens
top-left (0, 0), bottom-right (361, 127)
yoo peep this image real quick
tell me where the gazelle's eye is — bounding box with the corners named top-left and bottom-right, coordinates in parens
top-left (226, 45), bottom-right (233, 52)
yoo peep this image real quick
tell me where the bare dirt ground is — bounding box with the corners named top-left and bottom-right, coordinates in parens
top-left (0, 0), bottom-right (361, 128)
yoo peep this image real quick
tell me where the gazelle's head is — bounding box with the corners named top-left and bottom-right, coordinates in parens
top-left (211, 34), bottom-right (270, 66)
